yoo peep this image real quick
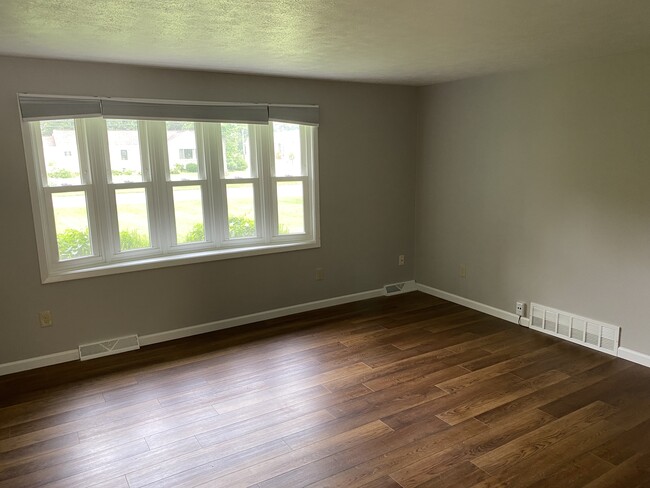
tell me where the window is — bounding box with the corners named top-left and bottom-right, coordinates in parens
top-left (178, 148), bottom-right (194, 160)
top-left (20, 96), bottom-right (319, 282)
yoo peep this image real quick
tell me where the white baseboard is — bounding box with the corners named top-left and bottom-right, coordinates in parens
top-left (139, 288), bottom-right (385, 346)
top-left (415, 282), bottom-right (650, 369)
top-left (617, 347), bottom-right (650, 368)
top-left (0, 287), bottom-right (384, 377)
top-left (5, 283), bottom-right (648, 376)
top-left (415, 283), bottom-right (528, 326)
top-left (0, 350), bottom-right (79, 377)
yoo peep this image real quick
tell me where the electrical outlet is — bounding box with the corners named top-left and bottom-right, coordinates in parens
top-left (39, 310), bottom-right (53, 327)
top-left (516, 302), bottom-right (525, 317)
top-left (398, 255), bottom-right (405, 266)
top-left (459, 264), bottom-right (466, 278)
top-left (315, 267), bottom-right (325, 281)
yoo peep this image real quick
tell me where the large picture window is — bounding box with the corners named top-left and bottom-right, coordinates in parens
top-left (20, 95), bottom-right (319, 282)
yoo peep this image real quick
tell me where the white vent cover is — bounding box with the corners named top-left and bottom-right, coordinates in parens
top-left (79, 335), bottom-right (140, 361)
top-left (384, 281), bottom-right (416, 296)
top-left (529, 303), bottom-right (619, 355)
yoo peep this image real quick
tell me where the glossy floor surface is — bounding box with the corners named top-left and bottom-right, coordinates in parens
top-left (1, 292), bottom-right (649, 487)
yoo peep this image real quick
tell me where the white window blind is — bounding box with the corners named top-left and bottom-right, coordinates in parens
top-left (19, 95), bottom-right (320, 126)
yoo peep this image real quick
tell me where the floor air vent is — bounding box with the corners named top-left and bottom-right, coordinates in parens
top-left (529, 303), bottom-right (619, 355)
top-left (79, 335), bottom-right (140, 361)
top-left (383, 281), bottom-right (415, 296)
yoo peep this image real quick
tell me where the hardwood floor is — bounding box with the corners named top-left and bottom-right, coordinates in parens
top-left (1, 292), bottom-right (649, 487)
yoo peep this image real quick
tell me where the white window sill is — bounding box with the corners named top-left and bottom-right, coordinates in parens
top-left (43, 240), bottom-right (320, 283)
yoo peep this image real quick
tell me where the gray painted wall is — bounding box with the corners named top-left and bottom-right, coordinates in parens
top-left (416, 50), bottom-right (650, 355)
top-left (0, 56), bottom-right (417, 363)
top-left (4, 48), bottom-right (650, 366)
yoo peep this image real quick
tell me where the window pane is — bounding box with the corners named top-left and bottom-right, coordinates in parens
top-left (107, 120), bottom-right (143, 183)
top-left (173, 186), bottom-right (205, 244)
top-left (222, 123), bottom-right (252, 178)
top-left (115, 188), bottom-right (151, 251)
top-left (166, 121), bottom-right (199, 181)
top-left (40, 120), bottom-right (82, 186)
top-left (226, 183), bottom-right (256, 239)
top-left (52, 191), bottom-right (92, 260)
top-left (273, 122), bottom-right (303, 176)
top-left (277, 181), bottom-right (305, 235)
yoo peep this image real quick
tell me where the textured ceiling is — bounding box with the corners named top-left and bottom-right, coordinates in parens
top-left (0, 0), bottom-right (649, 85)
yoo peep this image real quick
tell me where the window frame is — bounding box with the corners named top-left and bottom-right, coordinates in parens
top-left (269, 123), bottom-right (314, 239)
top-left (21, 113), bottom-right (320, 283)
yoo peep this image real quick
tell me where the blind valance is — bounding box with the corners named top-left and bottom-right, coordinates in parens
top-left (19, 95), bottom-right (319, 126)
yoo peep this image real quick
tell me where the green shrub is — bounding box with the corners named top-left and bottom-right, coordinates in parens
top-left (182, 223), bottom-right (205, 243)
top-left (48, 168), bottom-right (78, 179)
top-left (229, 216), bottom-right (256, 238)
top-left (111, 168), bottom-right (135, 176)
top-left (184, 162), bottom-right (199, 173)
top-left (181, 219), bottom-right (256, 242)
top-left (56, 229), bottom-right (91, 260)
top-left (170, 163), bottom-right (183, 175)
top-left (119, 229), bottom-right (149, 251)
top-left (226, 156), bottom-right (247, 172)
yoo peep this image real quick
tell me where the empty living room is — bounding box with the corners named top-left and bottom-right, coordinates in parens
top-left (1, 1), bottom-right (650, 486)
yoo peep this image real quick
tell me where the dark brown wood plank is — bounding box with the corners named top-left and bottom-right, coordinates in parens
top-left (0, 292), bottom-right (647, 488)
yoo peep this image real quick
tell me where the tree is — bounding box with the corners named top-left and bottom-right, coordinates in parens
top-left (106, 120), bottom-right (139, 130)
top-left (40, 120), bottom-right (74, 136)
top-left (221, 124), bottom-right (248, 172)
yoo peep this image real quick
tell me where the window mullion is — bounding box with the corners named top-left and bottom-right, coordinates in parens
top-left (210, 124), bottom-right (228, 246)
top-left (196, 124), bottom-right (213, 246)
top-left (147, 121), bottom-right (173, 253)
top-left (135, 121), bottom-right (162, 253)
top-left (202, 124), bottom-right (223, 247)
top-left (80, 118), bottom-right (111, 262)
top-left (249, 124), bottom-right (267, 242)
top-left (259, 124), bottom-right (275, 242)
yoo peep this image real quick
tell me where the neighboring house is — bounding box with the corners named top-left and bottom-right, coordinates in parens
top-left (273, 125), bottom-right (301, 176)
top-left (43, 128), bottom-right (201, 178)
top-left (42, 130), bottom-right (80, 174)
top-left (106, 130), bottom-right (142, 175)
top-left (166, 130), bottom-right (197, 167)
top-left (42, 126), bottom-right (299, 178)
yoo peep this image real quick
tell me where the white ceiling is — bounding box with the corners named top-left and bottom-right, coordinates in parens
top-left (1, 0), bottom-right (649, 85)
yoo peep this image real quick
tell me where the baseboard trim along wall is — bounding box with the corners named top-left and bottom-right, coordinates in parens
top-left (3, 281), bottom-right (648, 375)
top-left (0, 286), bottom-right (387, 376)
top-left (0, 350), bottom-right (81, 377)
top-left (138, 287), bottom-right (389, 347)
top-left (416, 282), bottom-right (650, 370)
top-left (415, 283), bottom-right (531, 327)
top-left (617, 347), bottom-right (650, 368)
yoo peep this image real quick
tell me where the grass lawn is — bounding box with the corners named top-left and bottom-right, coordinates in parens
top-left (52, 185), bottom-right (305, 243)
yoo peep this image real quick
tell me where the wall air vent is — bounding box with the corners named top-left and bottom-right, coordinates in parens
top-left (79, 335), bottom-right (140, 361)
top-left (383, 281), bottom-right (416, 296)
top-left (529, 303), bottom-right (619, 356)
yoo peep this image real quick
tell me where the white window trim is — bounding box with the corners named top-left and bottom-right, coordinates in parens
top-left (21, 116), bottom-right (320, 284)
